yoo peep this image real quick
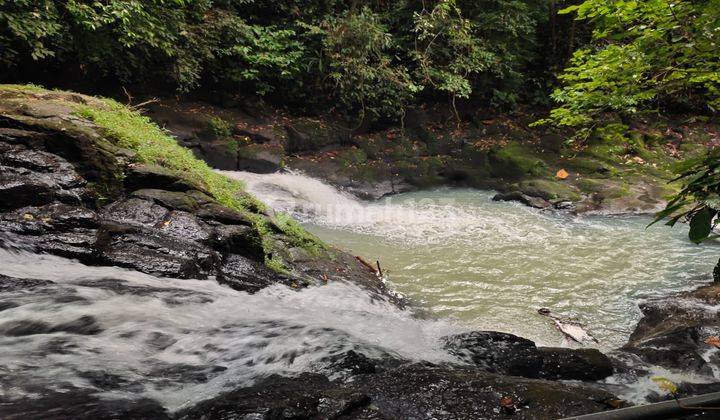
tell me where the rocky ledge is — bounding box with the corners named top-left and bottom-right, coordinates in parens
top-left (0, 87), bottom-right (386, 296)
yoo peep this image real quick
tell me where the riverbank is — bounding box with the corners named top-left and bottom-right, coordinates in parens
top-left (146, 97), bottom-right (718, 214)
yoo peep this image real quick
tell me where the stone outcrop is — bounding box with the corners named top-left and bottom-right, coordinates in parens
top-left (0, 88), bottom-right (388, 296)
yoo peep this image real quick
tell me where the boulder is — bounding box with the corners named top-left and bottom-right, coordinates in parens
top-left (538, 347), bottom-right (614, 381)
top-left (444, 331), bottom-right (614, 381)
top-left (444, 331), bottom-right (543, 377)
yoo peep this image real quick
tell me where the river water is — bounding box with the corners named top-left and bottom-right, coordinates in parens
top-left (222, 170), bottom-right (719, 350)
top-left (1, 170), bottom-right (718, 411)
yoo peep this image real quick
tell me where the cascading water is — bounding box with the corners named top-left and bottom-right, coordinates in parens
top-left (220, 170), bottom-right (719, 349)
top-left (0, 247), bottom-right (465, 411)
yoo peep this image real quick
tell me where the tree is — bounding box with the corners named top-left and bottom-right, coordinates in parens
top-left (535, 0), bottom-right (720, 141)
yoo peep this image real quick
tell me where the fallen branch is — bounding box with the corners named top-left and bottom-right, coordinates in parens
top-left (356, 256), bottom-right (378, 275)
top-left (376, 260), bottom-right (384, 277)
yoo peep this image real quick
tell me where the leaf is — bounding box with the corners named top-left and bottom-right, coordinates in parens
top-left (689, 207), bottom-right (715, 244)
top-left (651, 377), bottom-right (678, 394)
top-left (704, 336), bottom-right (720, 348)
top-left (556, 169), bottom-right (569, 179)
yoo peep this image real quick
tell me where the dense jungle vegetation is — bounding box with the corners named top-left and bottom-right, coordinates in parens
top-left (1, 0), bottom-right (719, 244)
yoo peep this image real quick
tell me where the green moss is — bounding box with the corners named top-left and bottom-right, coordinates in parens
top-left (0, 83), bottom-right (48, 93)
top-left (517, 179), bottom-right (581, 201)
top-left (75, 100), bottom-right (266, 214)
top-left (273, 213), bottom-right (326, 256)
top-left (207, 116), bottom-right (233, 138)
top-left (491, 142), bottom-right (548, 178)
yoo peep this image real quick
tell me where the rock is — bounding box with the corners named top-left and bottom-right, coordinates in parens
top-left (322, 350), bottom-right (378, 375)
top-left (444, 331), bottom-right (543, 377)
top-left (178, 365), bottom-right (618, 419)
top-left (620, 284), bottom-right (720, 375)
top-left (211, 224), bottom-right (264, 260)
top-left (445, 331), bottom-right (614, 381)
top-left (123, 163), bottom-right (199, 192)
top-left (538, 347), bottom-right (614, 381)
top-left (492, 191), bottom-right (551, 209)
top-left (101, 198), bottom-right (169, 228)
top-left (217, 253), bottom-right (292, 292)
top-left (96, 225), bottom-right (218, 279)
top-left (0, 391), bottom-right (170, 420)
top-left (197, 202), bottom-right (253, 225)
top-left (130, 189), bottom-right (200, 212)
top-left (285, 118), bottom-right (348, 154)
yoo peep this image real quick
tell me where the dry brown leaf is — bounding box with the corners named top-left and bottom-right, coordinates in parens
top-left (705, 336), bottom-right (720, 348)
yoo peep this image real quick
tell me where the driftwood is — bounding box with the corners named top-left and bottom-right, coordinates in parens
top-left (356, 256), bottom-right (377, 274)
top-left (538, 308), bottom-right (598, 344)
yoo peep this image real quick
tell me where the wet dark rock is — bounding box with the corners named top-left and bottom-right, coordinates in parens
top-left (538, 347), bottom-right (614, 381)
top-left (445, 331), bottom-right (614, 381)
top-left (179, 365), bottom-right (617, 420)
top-left (0, 390), bottom-right (169, 420)
top-left (96, 226), bottom-right (218, 279)
top-left (620, 284), bottom-right (720, 375)
top-left (492, 191), bottom-right (551, 209)
top-left (101, 198), bottom-right (169, 228)
top-left (0, 274), bottom-right (54, 292)
top-left (212, 224), bottom-right (263, 260)
top-left (285, 118), bottom-right (348, 154)
top-left (124, 163), bottom-right (198, 192)
top-left (51, 315), bottom-right (102, 335)
top-left (444, 331), bottom-right (543, 377)
top-left (197, 202), bottom-right (254, 225)
top-left (218, 253), bottom-right (293, 292)
top-left (130, 189), bottom-right (201, 212)
top-left (323, 350), bottom-right (378, 375)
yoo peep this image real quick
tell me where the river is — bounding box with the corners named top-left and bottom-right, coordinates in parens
top-left (222, 170), bottom-right (719, 350)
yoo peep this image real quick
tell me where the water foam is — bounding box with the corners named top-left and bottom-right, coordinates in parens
top-left (0, 248), bottom-right (464, 410)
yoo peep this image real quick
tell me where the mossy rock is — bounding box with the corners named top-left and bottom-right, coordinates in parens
top-left (565, 157), bottom-right (615, 177)
top-left (516, 179), bottom-right (581, 202)
top-left (489, 142), bottom-right (548, 179)
top-left (285, 118), bottom-right (347, 153)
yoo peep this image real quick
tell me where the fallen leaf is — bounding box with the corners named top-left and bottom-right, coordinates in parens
top-left (651, 376), bottom-right (678, 394)
top-left (23, 213), bottom-right (34, 221)
top-left (705, 336), bottom-right (720, 348)
top-left (556, 169), bottom-right (569, 179)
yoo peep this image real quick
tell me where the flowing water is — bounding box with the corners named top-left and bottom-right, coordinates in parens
top-left (2, 169), bottom-right (720, 411)
top-left (0, 248), bottom-right (463, 410)
top-left (221, 170), bottom-right (720, 350)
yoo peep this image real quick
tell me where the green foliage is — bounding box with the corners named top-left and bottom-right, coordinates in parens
top-left (0, 0), bottom-right (579, 123)
top-left (207, 116), bottom-right (233, 138)
top-left (538, 0), bottom-right (720, 135)
top-left (302, 8), bottom-right (418, 124)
